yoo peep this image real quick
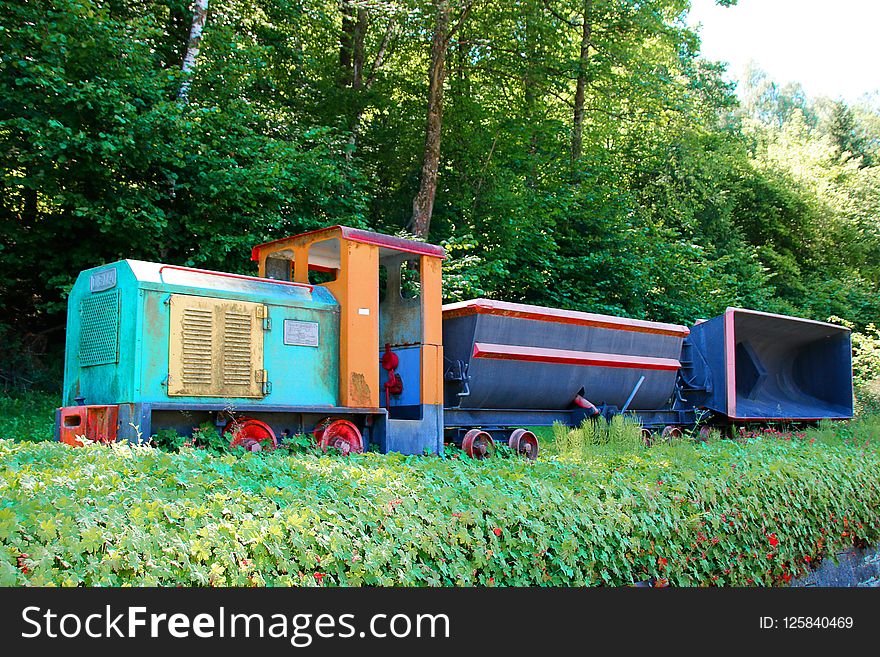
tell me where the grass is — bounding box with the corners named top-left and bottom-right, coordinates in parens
top-left (2, 390), bottom-right (878, 456)
top-left (550, 415), bottom-right (644, 456)
top-left (0, 392), bottom-right (58, 442)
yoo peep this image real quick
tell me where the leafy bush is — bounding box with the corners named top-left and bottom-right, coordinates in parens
top-left (1, 420), bottom-right (878, 587)
top-left (153, 428), bottom-right (188, 452)
top-left (153, 425), bottom-right (328, 456)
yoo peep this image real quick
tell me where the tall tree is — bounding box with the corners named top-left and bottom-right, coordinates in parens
top-left (339, 1), bottom-right (368, 91)
top-left (338, 1), bottom-right (396, 158)
top-left (570, 0), bottom-right (592, 164)
top-left (409, 0), bottom-right (473, 238)
top-left (178, 0), bottom-right (210, 101)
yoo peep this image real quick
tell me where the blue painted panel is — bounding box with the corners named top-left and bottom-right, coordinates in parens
top-left (138, 290), bottom-right (339, 407)
top-left (687, 310), bottom-right (853, 420)
top-left (63, 263), bottom-right (139, 406)
top-left (375, 404), bottom-right (443, 455)
top-left (379, 345), bottom-right (421, 408)
top-left (681, 315), bottom-right (726, 415)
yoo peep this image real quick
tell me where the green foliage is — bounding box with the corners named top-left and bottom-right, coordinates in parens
top-left (279, 432), bottom-right (318, 454)
top-left (0, 324), bottom-right (63, 393)
top-left (190, 423), bottom-right (230, 453)
top-left (551, 416), bottom-right (645, 458)
top-left (1, 420), bottom-right (878, 587)
top-left (154, 425), bottom-right (323, 456)
top-left (1, 0), bottom-right (367, 328)
top-left (154, 428), bottom-right (188, 452)
top-left (0, 393), bottom-right (57, 442)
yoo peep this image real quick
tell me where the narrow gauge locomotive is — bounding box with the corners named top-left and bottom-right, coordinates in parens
top-left (55, 226), bottom-right (854, 459)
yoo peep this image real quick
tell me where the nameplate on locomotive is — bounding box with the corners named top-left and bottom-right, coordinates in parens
top-left (90, 268), bottom-right (117, 292)
top-left (283, 319), bottom-right (319, 347)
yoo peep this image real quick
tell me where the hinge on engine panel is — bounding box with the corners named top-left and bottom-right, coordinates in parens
top-left (256, 305), bottom-right (271, 331)
top-left (256, 369), bottom-right (271, 396)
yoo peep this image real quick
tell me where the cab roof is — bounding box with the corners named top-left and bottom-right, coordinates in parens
top-left (250, 225), bottom-right (446, 262)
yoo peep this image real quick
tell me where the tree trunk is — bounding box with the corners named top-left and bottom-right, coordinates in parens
top-left (571, 0), bottom-right (592, 165)
top-left (339, 2), bottom-right (368, 89)
top-left (524, 2), bottom-right (540, 187)
top-left (178, 0), bottom-right (210, 102)
top-left (340, 2), bottom-right (369, 158)
top-left (168, 2), bottom-right (189, 68)
top-left (409, 0), bottom-right (451, 239)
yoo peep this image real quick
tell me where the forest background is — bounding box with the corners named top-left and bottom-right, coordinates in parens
top-left (2, 0), bottom-right (879, 394)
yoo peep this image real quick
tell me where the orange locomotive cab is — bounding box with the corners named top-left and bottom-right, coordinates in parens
top-left (251, 226), bottom-right (446, 455)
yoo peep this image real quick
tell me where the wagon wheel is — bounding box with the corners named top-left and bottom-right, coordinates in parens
top-left (696, 425), bottom-right (712, 443)
top-left (225, 417), bottom-right (278, 452)
top-left (508, 428), bottom-right (539, 460)
top-left (317, 419), bottom-right (364, 455)
top-left (462, 429), bottom-right (495, 460)
top-left (312, 416), bottom-right (336, 444)
top-left (641, 428), bottom-right (654, 447)
top-left (661, 425), bottom-right (683, 442)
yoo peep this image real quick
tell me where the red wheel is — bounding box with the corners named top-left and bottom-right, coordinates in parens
top-left (225, 417), bottom-right (277, 452)
top-left (462, 429), bottom-right (495, 459)
top-left (508, 428), bottom-right (539, 460)
top-left (697, 425), bottom-right (712, 442)
top-left (318, 419), bottom-right (363, 455)
top-left (313, 417), bottom-right (335, 443)
top-left (661, 425), bottom-right (682, 441)
top-left (641, 428), bottom-right (654, 447)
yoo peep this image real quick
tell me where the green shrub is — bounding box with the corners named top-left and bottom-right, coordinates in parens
top-left (551, 415), bottom-right (645, 458)
top-left (154, 428), bottom-right (187, 452)
top-left (1, 419), bottom-right (877, 587)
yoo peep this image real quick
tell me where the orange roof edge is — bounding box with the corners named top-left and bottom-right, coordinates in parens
top-left (251, 225), bottom-right (446, 261)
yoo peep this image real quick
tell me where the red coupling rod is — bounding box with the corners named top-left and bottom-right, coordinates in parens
top-left (573, 394), bottom-right (601, 417)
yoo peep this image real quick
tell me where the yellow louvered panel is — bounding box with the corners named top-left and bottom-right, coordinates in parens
top-left (168, 295), bottom-right (265, 398)
top-left (181, 307), bottom-right (213, 385)
top-left (222, 309), bottom-right (253, 386)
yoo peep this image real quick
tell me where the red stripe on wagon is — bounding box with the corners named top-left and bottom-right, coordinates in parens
top-left (471, 343), bottom-right (682, 371)
top-left (442, 299), bottom-right (690, 338)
